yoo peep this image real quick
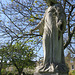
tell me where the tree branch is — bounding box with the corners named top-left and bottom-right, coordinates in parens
top-left (67, 47), bottom-right (75, 54)
top-left (66, 0), bottom-right (73, 6)
top-left (12, 33), bottom-right (42, 38)
top-left (64, 4), bottom-right (75, 49)
top-left (64, 27), bottom-right (75, 49)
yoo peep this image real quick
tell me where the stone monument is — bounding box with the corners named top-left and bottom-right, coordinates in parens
top-left (30, 0), bottom-right (69, 75)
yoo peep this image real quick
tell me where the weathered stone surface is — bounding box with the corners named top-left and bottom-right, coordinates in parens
top-left (34, 72), bottom-right (68, 75)
top-left (31, 3), bottom-right (66, 66)
top-left (31, 3), bottom-right (67, 72)
top-left (35, 63), bottom-right (69, 73)
top-left (31, 0), bottom-right (68, 74)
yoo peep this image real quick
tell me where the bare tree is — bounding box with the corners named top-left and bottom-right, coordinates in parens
top-left (0, 0), bottom-right (75, 56)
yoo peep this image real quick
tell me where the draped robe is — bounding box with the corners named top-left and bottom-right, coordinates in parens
top-left (33, 4), bottom-right (66, 66)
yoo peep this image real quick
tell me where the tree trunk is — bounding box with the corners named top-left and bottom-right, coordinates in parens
top-left (18, 69), bottom-right (23, 75)
top-left (18, 72), bottom-right (21, 75)
top-left (0, 68), bottom-right (1, 75)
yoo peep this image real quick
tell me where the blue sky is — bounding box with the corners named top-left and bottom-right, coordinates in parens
top-left (0, 0), bottom-right (75, 61)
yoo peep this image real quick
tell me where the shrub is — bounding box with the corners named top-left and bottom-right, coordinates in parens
top-left (7, 72), bottom-right (14, 75)
top-left (69, 70), bottom-right (75, 75)
top-left (69, 72), bottom-right (72, 75)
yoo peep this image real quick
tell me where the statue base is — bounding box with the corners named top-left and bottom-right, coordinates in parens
top-left (34, 63), bottom-right (69, 75)
top-left (34, 72), bottom-right (68, 75)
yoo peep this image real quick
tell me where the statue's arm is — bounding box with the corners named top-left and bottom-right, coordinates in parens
top-left (56, 5), bottom-right (66, 33)
top-left (30, 15), bottom-right (45, 34)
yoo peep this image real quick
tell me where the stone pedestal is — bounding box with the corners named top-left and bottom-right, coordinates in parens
top-left (34, 64), bottom-right (69, 75)
top-left (34, 72), bottom-right (68, 75)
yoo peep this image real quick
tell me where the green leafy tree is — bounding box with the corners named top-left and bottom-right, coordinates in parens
top-left (4, 41), bottom-right (36, 75)
top-left (0, 48), bottom-right (8, 75)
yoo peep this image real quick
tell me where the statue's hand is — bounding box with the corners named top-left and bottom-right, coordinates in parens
top-left (58, 20), bottom-right (62, 27)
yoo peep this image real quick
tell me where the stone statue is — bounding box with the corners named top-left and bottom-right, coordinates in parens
top-left (30, 0), bottom-right (68, 73)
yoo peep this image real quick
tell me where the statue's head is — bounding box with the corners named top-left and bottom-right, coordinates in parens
top-left (44, 0), bottom-right (58, 6)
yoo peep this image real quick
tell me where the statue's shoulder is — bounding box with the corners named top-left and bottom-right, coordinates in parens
top-left (45, 6), bottom-right (55, 13)
top-left (44, 7), bottom-right (50, 15)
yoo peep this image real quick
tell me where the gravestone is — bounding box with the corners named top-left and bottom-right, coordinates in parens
top-left (30, 0), bottom-right (69, 75)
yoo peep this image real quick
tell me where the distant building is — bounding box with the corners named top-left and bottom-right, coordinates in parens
top-left (6, 65), bottom-right (13, 72)
top-left (65, 53), bottom-right (75, 71)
